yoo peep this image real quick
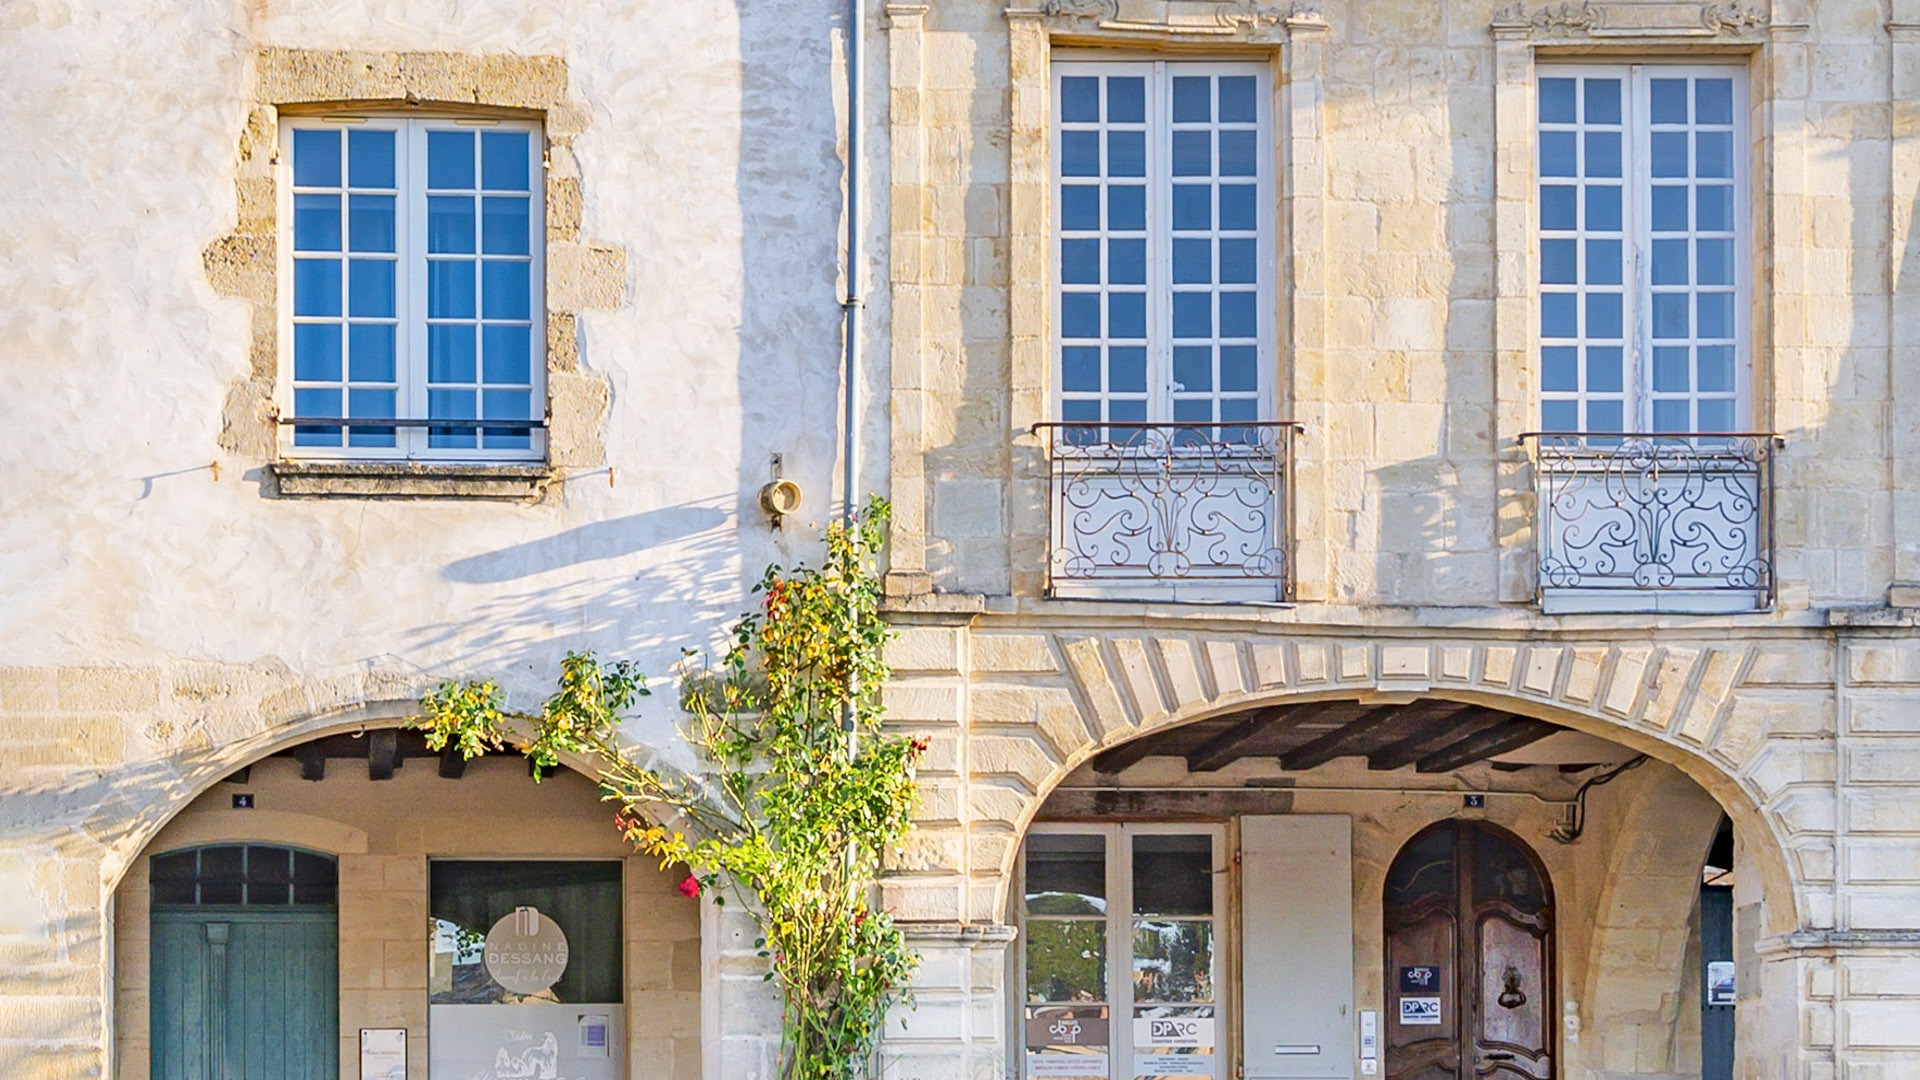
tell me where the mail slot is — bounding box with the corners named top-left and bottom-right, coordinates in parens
top-left (1273, 1045), bottom-right (1321, 1056)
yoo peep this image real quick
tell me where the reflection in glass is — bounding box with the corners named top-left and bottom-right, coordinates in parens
top-left (1132, 920), bottom-right (1213, 1002)
top-left (1027, 833), bottom-right (1105, 914)
top-left (1026, 920), bottom-right (1108, 1002)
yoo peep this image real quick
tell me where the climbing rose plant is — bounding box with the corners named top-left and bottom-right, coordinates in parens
top-left (411, 499), bottom-right (920, 1080)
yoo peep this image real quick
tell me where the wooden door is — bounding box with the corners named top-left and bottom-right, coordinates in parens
top-left (149, 845), bottom-right (339, 1080)
top-left (1383, 822), bottom-right (1553, 1080)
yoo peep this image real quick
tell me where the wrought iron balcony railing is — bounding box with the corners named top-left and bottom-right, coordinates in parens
top-left (1032, 421), bottom-right (1300, 601)
top-left (1520, 432), bottom-right (1780, 611)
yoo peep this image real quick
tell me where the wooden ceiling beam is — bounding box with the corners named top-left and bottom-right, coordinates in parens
top-left (1184, 704), bottom-right (1305, 772)
top-left (294, 745), bottom-right (326, 782)
top-left (1091, 736), bottom-right (1165, 775)
top-left (1365, 703), bottom-right (1492, 771)
top-left (1278, 704), bottom-right (1404, 771)
top-left (368, 729), bottom-right (399, 781)
top-left (1415, 719), bottom-right (1559, 774)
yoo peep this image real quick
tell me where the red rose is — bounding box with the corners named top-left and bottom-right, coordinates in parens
top-left (678, 875), bottom-right (701, 899)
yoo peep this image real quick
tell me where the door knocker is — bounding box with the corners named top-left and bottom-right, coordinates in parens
top-left (1498, 967), bottom-right (1528, 1009)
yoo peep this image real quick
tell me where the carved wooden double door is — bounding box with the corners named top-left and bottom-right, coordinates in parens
top-left (1384, 821), bottom-right (1554, 1080)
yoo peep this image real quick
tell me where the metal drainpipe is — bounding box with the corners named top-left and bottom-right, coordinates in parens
top-left (840, 0), bottom-right (865, 805)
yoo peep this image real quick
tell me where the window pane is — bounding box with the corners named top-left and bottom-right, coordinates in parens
top-left (1027, 921), bottom-right (1107, 1003)
top-left (1697, 185), bottom-right (1734, 231)
top-left (1541, 185), bottom-right (1576, 230)
top-left (1542, 346), bottom-right (1578, 392)
top-left (1107, 131), bottom-right (1145, 178)
top-left (1108, 239), bottom-right (1145, 285)
top-left (1538, 78), bottom-right (1575, 124)
top-left (429, 260), bottom-right (477, 319)
top-left (483, 325), bottom-right (533, 384)
top-left (1060, 76), bottom-right (1099, 123)
top-left (1541, 399), bottom-right (1578, 432)
top-left (1697, 78), bottom-right (1734, 124)
top-left (1651, 186), bottom-right (1689, 231)
top-left (1220, 346), bottom-right (1257, 392)
top-left (1697, 238), bottom-right (1733, 285)
top-left (1107, 77), bottom-right (1145, 124)
top-left (347, 259), bottom-right (396, 318)
top-left (1173, 238), bottom-right (1211, 285)
top-left (1585, 292), bottom-right (1621, 339)
top-left (1585, 239), bottom-right (1621, 285)
top-left (482, 197), bottom-right (531, 255)
top-left (348, 324), bottom-right (396, 382)
top-left (1172, 76), bottom-right (1210, 122)
top-left (1696, 131), bottom-right (1733, 179)
top-left (293, 258), bottom-right (341, 317)
top-left (1583, 185), bottom-right (1620, 232)
top-left (1650, 78), bottom-right (1689, 124)
top-left (1583, 78), bottom-right (1621, 124)
top-left (294, 323), bottom-right (342, 382)
top-left (347, 130), bottom-right (395, 188)
top-left (1652, 399), bottom-right (1691, 432)
top-left (1652, 346), bottom-right (1691, 392)
top-left (1698, 292), bottom-right (1734, 339)
top-left (1541, 239), bottom-right (1576, 284)
top-left (1587, 399), bottom-right (1624, 433)
top-left (429, 860), bottom-right (623, 1006)
top-left (1061, 185), bottom-right (1099, 230)
top-left (1107, 186), bottom-right (1144, 230)
top-left (348, 195), bottom-right (396, 253)
top-left (430, 324), bottom-right (478, 383)
top-left (1061, 131), bottom-right (1099, 177)
top-left (1219, 293), bottom-right (1256, 339)
top-left (1062, 346), bottom-right (1101, 392)
top-left (1652, 293), bottom-right (1689, 339)
top-left (292, 851), bottom-right (338, 906)
top-left (1539, 131), bottom-right (1576, 177)
top-left (1062, 238), bottom-right (1099, 284)
top-left (1133, 835), bottom-right (1212, 917)
top-left (429, 388), bottom-right (475, 421)
top-left (481, 131), bottom-right (531, 190)
top-left (1698, 398), bottom-right (1735, 432)
top-left (1027, 834), bottom-right (1106, 914)
top-left (428, 196), bottom-right (477, 254)
top-left (1172, 131), bottom-right (1210, 177)
top-left (1173, 347), bottom-right (1212, 392)
top-left (1651, 131), bottom-right (1688, 178)
top-left (1172, 185), bottom-right (1211, 231)
top-left (292, 129), bottom-right (341, 187)
top-left (428, 130), bottom-right (475, 189)
top-left (1698, 345), bottom-right (1736, 392)
top-left (484, 389), bottom-right (531, 422)
top-left (1586, 346), bottom-right (1623, 393)
top-left (1219, 239), bottom-right (1255, 285)
top-left (1219, 184), bottom-right (1255, 230)
top-left (480, 261), bottom-right (533, 319)
top-left (1219, 130), bottom-right (1256, 177)
top-left (1108, 347), bottom-right (1147, 393)
top-left (1133, 921), bottom-right (1213, 1002)
top-left (1541, 294), bottom-right (1576, 339)
top-left (1583, 131), bottom-right (1620, 178)
top-left (1108, 292), bottom-right (1145, 339)
top-left (349, 387), bottom-right (397, 419)
top-left (1061, 293), bottom-right (1099, 339)
top-left (1218, 76), bottom-right (1256, 122)
top-left (1172, 293), bottom-right (1210, 338)
top-left (1651, 239), bottom-right (1689, 286)
top-left (293, 388), bottom-right (339, 423)
top-left (293, 194), bottom-right (341, 252)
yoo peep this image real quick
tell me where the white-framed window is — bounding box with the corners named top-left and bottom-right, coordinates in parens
top-left (1537, 65), bottom-right (1748, 435)
top-left (280, 116), bottom-right (546, 461)
top-left (1052, 61), bottom-right (1274, 432)
top-left (1020, 823), bottom-right (1225, 1080)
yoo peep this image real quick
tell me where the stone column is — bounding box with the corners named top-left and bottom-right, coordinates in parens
top-left (1281, 9), bottom-right (1333, 601)
top-left (881, 923), bottom-right (1017, 1080)
top-left (884, 2), bottom-right (935, 598)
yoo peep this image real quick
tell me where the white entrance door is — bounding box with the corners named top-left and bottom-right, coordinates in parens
top-left (1022, 824), bottom-right (1225, 1080)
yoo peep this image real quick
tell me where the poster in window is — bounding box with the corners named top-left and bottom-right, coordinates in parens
top-left (1706, 961), bottom-right (1735, 1006)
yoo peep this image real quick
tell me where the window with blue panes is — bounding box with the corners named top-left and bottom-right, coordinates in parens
top-left (1537, 67), bottom-right (1746, 436)
top-left (1053, 62), bottom-right (1272, 440)
top-left (284, 118), bottom-right (544, 460)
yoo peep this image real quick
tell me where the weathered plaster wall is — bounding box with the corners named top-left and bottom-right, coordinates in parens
top-left (111, 758), bottom-right (701, 1080)
top-left (0, 0), bottom-right (887, 1075)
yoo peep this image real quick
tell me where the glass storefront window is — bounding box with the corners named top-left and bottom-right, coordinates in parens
top-left (427, 860), bottom-right (622, 1005)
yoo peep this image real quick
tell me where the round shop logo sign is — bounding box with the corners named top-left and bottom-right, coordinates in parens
top-left (483, 906), bottom-right (569, 995)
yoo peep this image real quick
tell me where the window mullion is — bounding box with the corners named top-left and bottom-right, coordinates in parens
top-left (1628, 66), bottom-right (1651, 432)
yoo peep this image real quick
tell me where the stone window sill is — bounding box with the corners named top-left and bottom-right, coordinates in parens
top-left (268, 460), bottom-right (554, 501)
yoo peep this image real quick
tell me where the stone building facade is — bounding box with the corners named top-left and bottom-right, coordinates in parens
top-left (2, 1), bottom-right (1917, 1079)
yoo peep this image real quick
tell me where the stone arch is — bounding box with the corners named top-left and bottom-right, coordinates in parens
top-left (970, 633), bottom-right (1811, 937)
top-left (1577, 762), bottom-right (1726, 1077)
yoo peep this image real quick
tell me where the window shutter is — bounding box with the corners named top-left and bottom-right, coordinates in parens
top-left (1240, 815), bottom-right (1353, 1079)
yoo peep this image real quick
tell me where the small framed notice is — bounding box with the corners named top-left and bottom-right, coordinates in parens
top-left (360, 1027), bottom-right (406, 1080)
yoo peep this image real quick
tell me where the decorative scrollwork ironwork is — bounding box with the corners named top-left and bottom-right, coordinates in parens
top-left (1523, 432), bottom-right (1777, 605)
top-left (1033, 421), bottom-right (1297, 598)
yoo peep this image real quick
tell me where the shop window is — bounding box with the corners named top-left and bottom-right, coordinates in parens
top-left (1022, 825), bottom-right (1223, 1080)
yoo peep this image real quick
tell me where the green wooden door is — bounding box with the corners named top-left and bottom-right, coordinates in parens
top-left (150, 846), bottom-right (339, 1080)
